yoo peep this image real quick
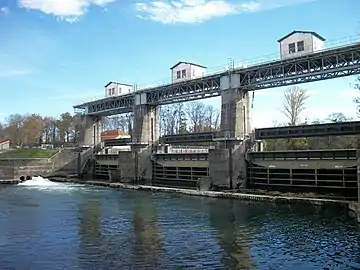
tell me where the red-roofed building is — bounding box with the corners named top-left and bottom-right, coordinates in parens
top-left (101, 130), bottom-right (130, 142)
top-left (0, 139), bottom-right (10, 150)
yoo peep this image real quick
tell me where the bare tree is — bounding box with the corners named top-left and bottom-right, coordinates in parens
top-left (353, 76), bottom-right (360, 116)
top-left (5, 114), bottom-right (26, 147)
top-left (282, 86), bottom-right (309, 126)
top-left (186, 101), bottom-right (206, 132)
top-left (0, 121), bottom-right (5, 139)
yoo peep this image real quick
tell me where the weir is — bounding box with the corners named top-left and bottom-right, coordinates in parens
top-left (73, 31), bottom-right (360, 219)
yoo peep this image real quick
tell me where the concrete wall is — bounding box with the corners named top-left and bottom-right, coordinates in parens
top-left (78, 115), bottom-right (102, 147)
top-left (0, 148), bottom-right (92, 180)
top-left (116, 146), bottom-right (153, 184)
top-left (209, 142), bottom-right (248, 187)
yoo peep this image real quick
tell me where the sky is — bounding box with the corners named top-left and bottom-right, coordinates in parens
top-left (0, 0), bottom-right (359, 128)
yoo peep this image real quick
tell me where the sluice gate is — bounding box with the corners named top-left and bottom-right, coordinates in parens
top-left (153, 153), bottom-right (209, 189)
top-left (93, 149), bottom-right (358, 197)
top-left (248, 149), bottom-right (357, 197)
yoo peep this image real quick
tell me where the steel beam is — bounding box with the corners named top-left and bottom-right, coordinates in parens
top-left (255, 121), bottom-right (360, 139)
top-left (248, 149), bottom-right (356, 161)
top-left (104, 138), bottom-right (132, 147)
top-left (74, 43), bottom-right (360, 116)
top-left (161, 132), bottom-right (214, 144)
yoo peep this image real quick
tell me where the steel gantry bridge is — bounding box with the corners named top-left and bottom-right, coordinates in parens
top-left (74, 41), bottom-right (360, 116)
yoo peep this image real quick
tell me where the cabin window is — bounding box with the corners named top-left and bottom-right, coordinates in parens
top-left (176, 71), bottom-right (181, 79)
top-left (192, 69), bottom-right (195, 76)
top-left (112, 88), bottom-right (115, 95)
top-left (118, 87), bottom-right (121, 94)
top-left (297, 41), bottom-right (304, 52)
top-left (108, 89), bottom-right (111, 96)
top-left (288, 43), bottom-right (296, 54)
top-left (182, 69), bottom-right (186, 78)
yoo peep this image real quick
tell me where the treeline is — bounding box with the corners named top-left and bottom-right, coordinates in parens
top-left (264, 82), bottom-right (360, 150)
top-left (0, 112), bottom-right (78, 147)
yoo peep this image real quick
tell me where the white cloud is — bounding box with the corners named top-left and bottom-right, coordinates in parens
top-left (135, 0), bottom-right (316, 24)
top-left (0, 7), bottom-right (9, 13)
top-left (0, 68), bottom-right (34, 77)
top-left (18, 0), bottom-right (116, 22)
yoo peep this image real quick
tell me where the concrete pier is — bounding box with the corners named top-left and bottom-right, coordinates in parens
top-left (78, 115), bottom-right (102, 146)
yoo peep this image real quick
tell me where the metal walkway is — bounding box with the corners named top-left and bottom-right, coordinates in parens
top-left (74, 42), bottom-right (360, 116)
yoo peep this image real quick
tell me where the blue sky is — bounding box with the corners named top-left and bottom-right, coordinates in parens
top-left (0, 0), bottom-right (359, 128)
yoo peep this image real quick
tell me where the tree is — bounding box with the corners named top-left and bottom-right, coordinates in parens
top-left (58, 112), bottom-right (75, 142)
top-left (353, 76), bottom-right (360, 116)
top-left (0, 122), bottom-right (5, 139)
top-left (22, 114), bottom-right (44, 145)
top-left (282, 86), bottom-right (309, 126)
top-left (5, 114), bottom-right (26, 147)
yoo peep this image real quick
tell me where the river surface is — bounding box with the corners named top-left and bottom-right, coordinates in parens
top-left (0, 180), bottom-right (360, 270)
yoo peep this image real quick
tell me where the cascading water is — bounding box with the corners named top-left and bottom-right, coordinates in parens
top-left (18, 176), bottom-right (59, 186)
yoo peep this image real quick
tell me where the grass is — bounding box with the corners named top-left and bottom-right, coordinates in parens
top-left (0, 148), bottom-right (58, 158)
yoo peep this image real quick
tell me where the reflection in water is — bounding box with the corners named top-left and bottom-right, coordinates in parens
top-left (132, 194), bottom-right (164, 268)
top-left (78, 199), bottom-right (102, 242)
top-left (208, 199), bottom-right (256, 270)
top-left (77, 198), bottom-right (103, 268)
top-left (1, 185), bottom-right (360, 269)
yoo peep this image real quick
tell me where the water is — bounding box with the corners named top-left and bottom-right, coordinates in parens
top-left (0, 179), bottom-right (360, 270)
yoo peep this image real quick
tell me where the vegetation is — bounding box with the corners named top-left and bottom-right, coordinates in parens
top-left (0, 76), bottom-right (358, 151)
top-left (0, 148), bottom-right (57, 158)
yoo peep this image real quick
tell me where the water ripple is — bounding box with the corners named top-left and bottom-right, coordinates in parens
top-left (0, 184), bottom-right (359, 270)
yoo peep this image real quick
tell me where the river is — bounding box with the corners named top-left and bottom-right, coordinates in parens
top-left (0, 179), bottom-right (359, 269)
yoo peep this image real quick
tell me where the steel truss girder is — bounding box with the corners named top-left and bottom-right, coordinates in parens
top-left (86, 95), bottom-right (134, 116)
top-left (240, 44), bottom-right (360, 90)
top-left (255, 121), bottom-right (360, 139)
top-left (145, 77), bottom-right (221, 105)
top-left (74, 43), bottom-right (360, 116)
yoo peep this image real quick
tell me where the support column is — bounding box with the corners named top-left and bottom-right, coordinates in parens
top-left (129, 93), bottom-right (159, 185)
top-left (78, 115), bottom-right (102, 147)
top-left (133, 104), bottom-right (159, 145)
top-left (219, 88), bottom-right (250, 140)
top-left (209, 74), bottom-right (251, 189)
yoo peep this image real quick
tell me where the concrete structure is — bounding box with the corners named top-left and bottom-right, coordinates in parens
top-left (105, 81), bottom-right (133, 98)
top-left (170, 61), bottom-right (206, 83)
top-left (101, 130), bottom-right (130, 141)
top-left (78, 115), bottom-right (102, 147)
top-left (74, 33), bottom-right (360, 188)
top-left (0, 139), bottom-right (10, 150)
top-left (278, 30), bottom-right (325, 60)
